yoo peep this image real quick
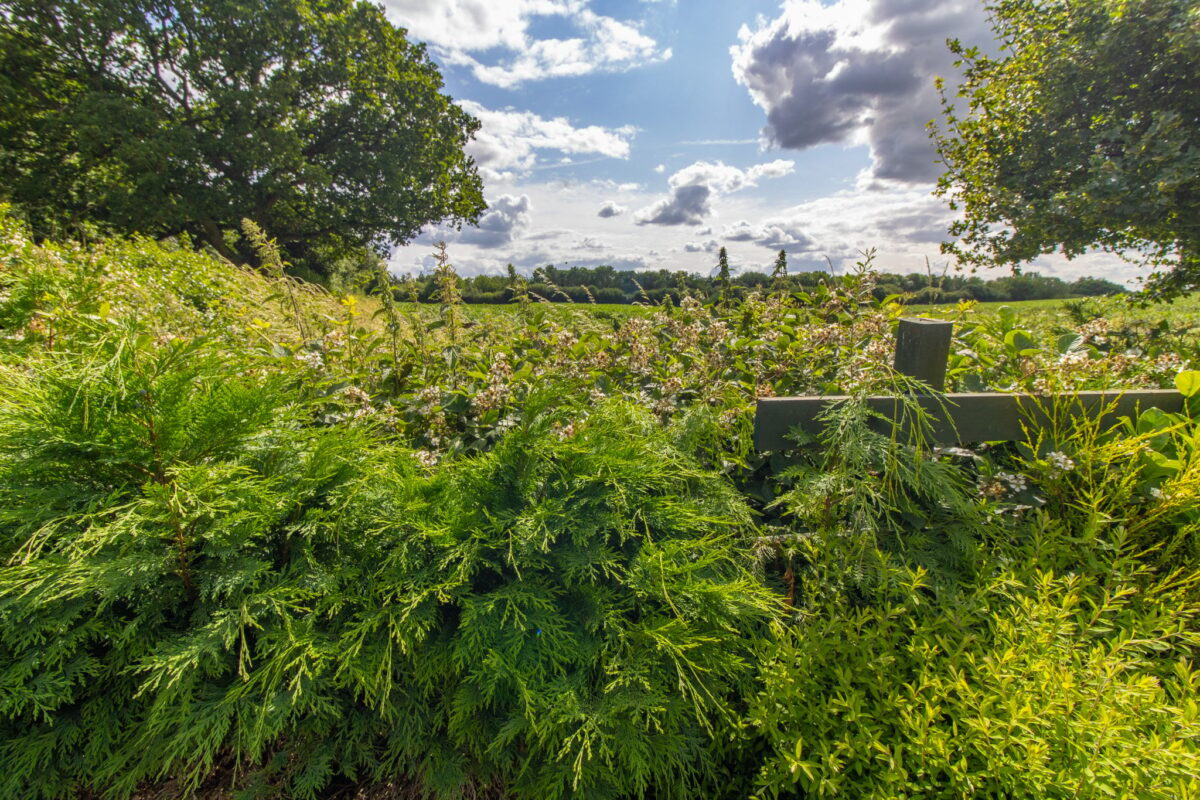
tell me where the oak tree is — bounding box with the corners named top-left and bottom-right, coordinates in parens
top-left (0, 0), bottom-right (486, 277)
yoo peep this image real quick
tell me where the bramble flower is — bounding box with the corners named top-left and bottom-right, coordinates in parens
top-left (997, 471), bottom-right (1028, 492)
top-left (1047, 451), bottom-right (1075, 475)
top-left (343, 385), bottom-right (371, 406)
top-left (296, 349), bottom-right (325, 370)
top-left (978, 471), bottom-right (1028, 499)
top-left (978, 478), bottom-right (1007, 500)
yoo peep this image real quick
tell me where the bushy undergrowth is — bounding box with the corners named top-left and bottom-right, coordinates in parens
top-left (3, 208), bottom-right (1200, 799)
top-left (0, 328), bottom-right (776, 799)
top-left (752, 561), bottom-right (1200, 799)
top-left (747, 386), bottom-right (1200, 799)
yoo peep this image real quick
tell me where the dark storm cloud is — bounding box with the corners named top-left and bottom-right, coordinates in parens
top-left (732, 0), bottom-right (992, 183)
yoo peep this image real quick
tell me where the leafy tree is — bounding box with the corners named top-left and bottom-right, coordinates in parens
top-left (771, 249), bottom-right (788, 293)
top-left (716, 246), bottom-right (731, 303)
top-left (1070, 276), bottom-right (1126, 297)
top-left (932, 0), bottom-right (1200, 299)
top-left (0, 0), bottom-right (486, 278)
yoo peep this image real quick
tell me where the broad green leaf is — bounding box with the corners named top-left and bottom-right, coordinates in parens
top-left (1174, 370), bottom-right (1200, 398)
top-left (1056, 333), bottom-right (1084, 355)
top-left (1004, 329), bottom-right (1037, 354)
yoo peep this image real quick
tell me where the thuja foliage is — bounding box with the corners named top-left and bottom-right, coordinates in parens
top-left (0, 325), bottom-right (777, 798)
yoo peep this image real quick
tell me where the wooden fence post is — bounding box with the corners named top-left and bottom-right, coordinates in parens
top-left (893, 317), bottom-right (953, 392)
top-left (753, 315), bottom-right (1185, 451)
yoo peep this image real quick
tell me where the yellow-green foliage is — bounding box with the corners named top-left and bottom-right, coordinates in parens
top-left (751, 561), bottom-right (1200, 799)
top-left (748, 386), bottom-right (1200, 799)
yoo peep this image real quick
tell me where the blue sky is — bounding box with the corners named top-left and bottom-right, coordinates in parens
top-left (384, 0), bottom-right (1131, 283)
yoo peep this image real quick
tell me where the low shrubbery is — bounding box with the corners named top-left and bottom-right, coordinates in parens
top-left (2, 211), bottom-right (1199, 799)
top-left (0, 324), bottom-right (777, 799)
top-left (752, 562), bottom-right (1200, 799)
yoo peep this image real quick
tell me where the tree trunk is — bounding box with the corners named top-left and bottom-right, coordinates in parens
top-left (199, 217), bottom-right (242, 265)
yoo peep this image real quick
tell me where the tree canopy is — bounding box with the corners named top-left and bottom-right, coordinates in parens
top-left (932, 0), bottom-right (1200, 299)
top-left (0, 0), bottom-right (486, 277)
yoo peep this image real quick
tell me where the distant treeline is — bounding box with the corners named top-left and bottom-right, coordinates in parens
top-left (396, 263), bottom-right (1126, 305)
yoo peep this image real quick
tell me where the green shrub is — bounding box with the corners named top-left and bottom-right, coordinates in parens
top-left (0, 331), bottom-right (777, 798)
top-left (747, 394), bottom-right (1200, 799)
top-left (748, 557), bottom-right (1200, 799)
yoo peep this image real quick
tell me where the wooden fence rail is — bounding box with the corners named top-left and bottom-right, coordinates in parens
top-left (753, 318), bottom-right (1185, 451)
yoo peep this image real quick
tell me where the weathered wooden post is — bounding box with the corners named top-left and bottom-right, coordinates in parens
top-left (893, 318), bottom-right (953, 392)
top-left (753, 317), bottom-right (1185, 451)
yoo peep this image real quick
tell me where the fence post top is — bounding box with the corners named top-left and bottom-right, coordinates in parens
top-left (898, 317), bottom-right (954, 328)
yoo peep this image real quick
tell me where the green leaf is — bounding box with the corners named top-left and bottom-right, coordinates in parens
top-left (1004, 329), bottom-right (1038, 354)
top-left (1174, 370), bottom-right (1200, 398)
top-left (1056, 333), bottom-right (1084, 355)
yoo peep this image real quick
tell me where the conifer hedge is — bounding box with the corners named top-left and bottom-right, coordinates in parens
top-left (0, 326), bottom-right (777, 798)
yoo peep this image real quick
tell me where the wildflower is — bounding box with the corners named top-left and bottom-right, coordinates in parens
top-left (473, 353), bottom-right (513, 412)
top-left (296, 349), bottom-right (324, 370)
top-left (997, 471), bottom-right (1028, 493)
top-left (978, 478), bottom-right (1008, 500)
top-left (414, 450), bottom-right (438, 468)
top-left (1046, 451), bottom-right (1075, 475)
top-left (343, 385), bottom-right (371, 406)
top-left (978, 471), bottom-right (1027, 500)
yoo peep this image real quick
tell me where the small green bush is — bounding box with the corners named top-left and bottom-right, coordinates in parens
top-left (749, 557), bottom-right (1200, 799)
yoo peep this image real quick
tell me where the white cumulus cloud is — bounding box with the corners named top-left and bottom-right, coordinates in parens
top-left (634, 159), bottom-right (795, 226)
top-left (460, 100), bottom-right (637, 180)
top-left (384, 0), bottom-right (670, 87)
top-left (731, 0), bottom-right (991, 182)
top-left (722, 220), bottom-right (818, 250)
top-left (423, 194), bottom-right (533, 249)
